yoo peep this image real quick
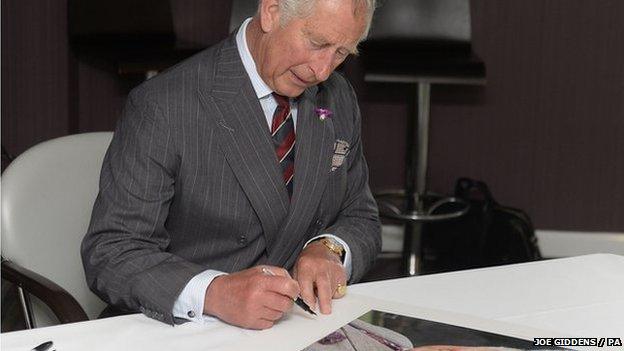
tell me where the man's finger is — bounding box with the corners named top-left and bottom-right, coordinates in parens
top-left (262, 291), bottom-right (295, 312)
top-left (262, 265), bottom-right (292, 279)
top-left (260, 306), bottom-right (284, 321)
top-left (315, 275), bottom-right (333, 314)
top-left (333, 280), bottom-right (347, 299)
top-left (297, 273), bottom-right (316, 310)
top-left (253, 319), bottom-right (274, 330)
top-left (331, 266), bottom-right (348, 299)
top-left (263, 276), bottom-right (300, 300)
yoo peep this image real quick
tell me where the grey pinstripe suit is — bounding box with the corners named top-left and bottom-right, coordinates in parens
top-left (81, 33), bottom-right (381, 325)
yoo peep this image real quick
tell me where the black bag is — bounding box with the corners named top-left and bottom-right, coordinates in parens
top-left (421, 178), bottom-right (542, 274)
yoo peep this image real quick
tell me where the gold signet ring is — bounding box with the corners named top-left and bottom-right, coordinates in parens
top-left (336, 283), bottom-right (347, 296)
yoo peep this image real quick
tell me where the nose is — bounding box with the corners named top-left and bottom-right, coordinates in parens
top-left (310, 50), bottom-right (334, 82)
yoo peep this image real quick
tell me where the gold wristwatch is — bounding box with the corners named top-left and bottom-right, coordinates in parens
top-left (318, 237), bottom-right (346, 262)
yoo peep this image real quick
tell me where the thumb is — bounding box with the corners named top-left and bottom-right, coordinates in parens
top-left (261, 265), bottom-right (293, 279)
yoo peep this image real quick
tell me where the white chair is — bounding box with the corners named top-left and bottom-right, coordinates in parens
top-left (1, 132), bottom-right (113, 328)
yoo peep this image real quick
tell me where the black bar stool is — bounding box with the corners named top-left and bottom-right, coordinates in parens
top-left (361, 0), bottom-right (486, 275)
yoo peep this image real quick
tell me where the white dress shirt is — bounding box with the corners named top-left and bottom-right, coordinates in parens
top-left (172, 18), bottom-right (352, 324)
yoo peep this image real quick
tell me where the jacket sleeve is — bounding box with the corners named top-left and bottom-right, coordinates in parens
top-left (81, 89), bottom-right (205, 325)
top-left (323, 80), bottom-right (382, 283)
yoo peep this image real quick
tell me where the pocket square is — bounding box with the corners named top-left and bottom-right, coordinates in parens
top-left (331, 139), bottom-right (350, 171)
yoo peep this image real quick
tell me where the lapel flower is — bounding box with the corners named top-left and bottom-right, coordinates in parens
top-left (315, 107), bottom-right (333, 121)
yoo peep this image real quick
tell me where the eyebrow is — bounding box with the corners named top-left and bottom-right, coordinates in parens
top-left (304, 29), bottom-right (359, 56)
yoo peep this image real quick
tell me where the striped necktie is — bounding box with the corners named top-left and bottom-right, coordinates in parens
top-left (271, 93), bottom-right (296, 198)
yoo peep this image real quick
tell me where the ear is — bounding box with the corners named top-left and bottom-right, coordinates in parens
top-left (258, 0), bottom-right (281, 33)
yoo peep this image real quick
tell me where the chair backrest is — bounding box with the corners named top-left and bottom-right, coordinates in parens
top-left (1, 132), bottom-right (113, 327)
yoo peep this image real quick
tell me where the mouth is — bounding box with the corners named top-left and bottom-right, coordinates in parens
top-left (290, 71), bottom-right (312, 87)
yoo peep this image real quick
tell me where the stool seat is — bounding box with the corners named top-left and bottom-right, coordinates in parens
top-left (376, 191), bottom-right (470, 222)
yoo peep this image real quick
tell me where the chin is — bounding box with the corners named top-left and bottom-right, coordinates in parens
top-left (277, 84), bottom-right (306, 98)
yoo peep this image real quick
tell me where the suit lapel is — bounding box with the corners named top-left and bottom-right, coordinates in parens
top-left (267, 86), bottom-right (335, 266)
top-left (197, 36), bottom-right (289, 247)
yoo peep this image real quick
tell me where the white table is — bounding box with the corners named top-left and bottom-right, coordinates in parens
top-left (2, 254), bottom-right (623, 351)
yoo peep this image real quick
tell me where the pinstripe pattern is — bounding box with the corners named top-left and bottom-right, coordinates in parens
top-left (81, 34), bottom-right (381, 325)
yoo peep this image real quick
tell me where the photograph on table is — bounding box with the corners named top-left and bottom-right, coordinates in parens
top-left (303, 310), bottom-right (565, 351)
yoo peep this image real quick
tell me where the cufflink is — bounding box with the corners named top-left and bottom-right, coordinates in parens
top-left (187, 310), bottom-right (196, 318)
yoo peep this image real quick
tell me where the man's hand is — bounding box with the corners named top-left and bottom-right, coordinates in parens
top-left (203, 266), bottom-right (299, 329)
top-left (293, 241), bottom-right (347, 315)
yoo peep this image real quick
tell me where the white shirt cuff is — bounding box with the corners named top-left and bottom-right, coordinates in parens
top-left (304, 234), bottom-right (353, 282)
top-left (172, 269), bottom-right (227, 324)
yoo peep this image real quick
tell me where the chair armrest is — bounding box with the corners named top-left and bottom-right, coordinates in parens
top-left (1, 260), bottom-right (89, 324)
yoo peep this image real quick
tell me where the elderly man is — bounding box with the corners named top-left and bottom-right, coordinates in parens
top-left (81, 0), bottom-right (380, 330)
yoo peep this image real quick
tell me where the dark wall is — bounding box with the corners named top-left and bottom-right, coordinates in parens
top-left (2, 0), bottom-right (231, 154)
top-left (430, 0), bottom-right (624, 231)
top-left (3, 0), bottom-right (623, 231)
top-left (361, 0), bottom-right (624, 232)
top-left (2, 0), bottom-right (71, 156)
top-left (73, 0), bottom-right (232, 133)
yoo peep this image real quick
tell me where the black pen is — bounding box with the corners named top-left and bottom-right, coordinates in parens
top-left (31, 341), bottom-right (53, 351)
top-left (261, 267), bottom-right (317, 316)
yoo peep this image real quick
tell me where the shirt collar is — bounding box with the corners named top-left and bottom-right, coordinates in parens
top-left (236, 18), bottom-right (273, 99)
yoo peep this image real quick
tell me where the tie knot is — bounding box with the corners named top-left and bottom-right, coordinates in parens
top-left (272, 93), bottom-right (290, 109)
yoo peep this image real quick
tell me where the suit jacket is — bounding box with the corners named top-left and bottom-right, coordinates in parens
top-left (81, 33), bottom-right (381, 325)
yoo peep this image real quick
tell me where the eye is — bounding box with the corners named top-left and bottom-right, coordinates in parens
top-left (308, 39), bottom-right (324, 49)
top-left (336, 49), bottom-right (349, 59)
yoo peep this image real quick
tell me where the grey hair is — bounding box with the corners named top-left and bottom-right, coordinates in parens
top-left (258, 0), bottom-right (377, 42)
